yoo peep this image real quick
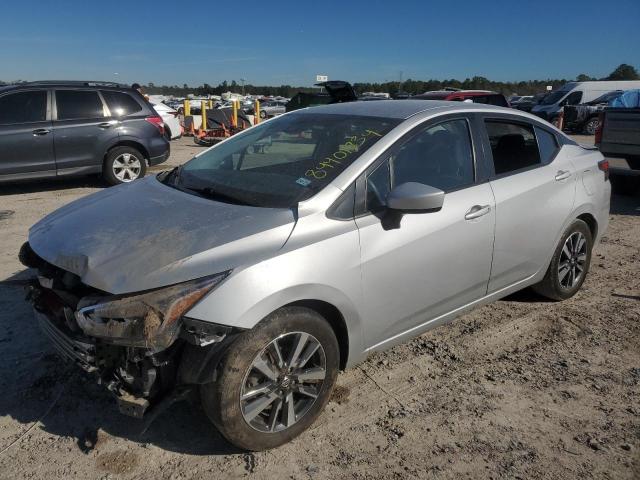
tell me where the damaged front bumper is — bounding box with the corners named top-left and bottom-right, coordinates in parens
top-left (22, 243), bottom-right (242, 419)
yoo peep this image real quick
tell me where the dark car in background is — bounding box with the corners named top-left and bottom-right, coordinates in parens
top-left (286, 81), bottom-right (358, 112)
top-left (0, 81), bottom-right (170, 185)
top-left (412, 89), bottom-right (509, 107)
top-left (563, 90), bottom-right (623, 135)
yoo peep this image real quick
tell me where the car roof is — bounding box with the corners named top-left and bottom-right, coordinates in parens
top-left (0, 81), bottom-right (135, 93)
top-left (292, 99), bottom-right (509, 119)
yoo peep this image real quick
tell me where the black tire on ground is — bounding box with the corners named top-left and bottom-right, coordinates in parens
top-left (200, 306), bottom-right (339, 451)
top-left (532, 219), bottom-right (593, 301)
top-left (260, 110), bottom-right (267, 119)
top-left (610, 173), bottom-right (640, 196)
top-left (102, 146), bottom-right (147, 186)
top-left (584, 117), bottom-right (600, 135)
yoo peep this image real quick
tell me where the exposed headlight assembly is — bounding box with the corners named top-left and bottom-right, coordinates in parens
top-left (75, 272), bottom-right (229, 349)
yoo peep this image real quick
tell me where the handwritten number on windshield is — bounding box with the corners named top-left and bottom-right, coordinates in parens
top-left (305, 130), bottom-right (382, 181)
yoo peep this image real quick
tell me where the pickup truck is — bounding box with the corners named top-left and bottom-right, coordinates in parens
top-left (563, 90), bottom-right (623, 135)
top-left (596, 108), bottom-right (640, 194)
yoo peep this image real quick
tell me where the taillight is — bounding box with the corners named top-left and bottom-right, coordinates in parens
top-left (597, 158), bottom-right (609, 181)
top-left (594, 112), bottom-right (604, 145)
top-left (145, 115), bottom-right (165, 135)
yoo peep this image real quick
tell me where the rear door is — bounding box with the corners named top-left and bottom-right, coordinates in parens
top-left (52, 89), bottom-right (116, 174)
top-left (355, 115), bottom-right (495, 350)
top-left (482, 115), bottom-right (576, 293)
top-left (0, 89), bottom-right (54, 177)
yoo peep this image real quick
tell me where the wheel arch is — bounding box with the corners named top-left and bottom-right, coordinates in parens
top-left (576, 212), bottom-right (598, 240)
top-left (285, 299), bottom-right (349, 370)
top-left (104, 140), bottom-right (150, 167)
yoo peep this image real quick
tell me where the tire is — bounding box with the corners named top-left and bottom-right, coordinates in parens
top-left (164, 126), bottom-right (172, 141)
top-left (201, 306), bottom-right (339, 451)
top-left (102, 146), bottom-right (147, 185)
top-left (584, 117), bottom-right (600, 135)
top-left (260, 110), bottom-right (267, 119)
top-left (532, 219), bottom-right (592, 301)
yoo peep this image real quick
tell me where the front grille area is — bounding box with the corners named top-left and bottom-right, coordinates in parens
top-left (36, 309), bottom-right (97, 372)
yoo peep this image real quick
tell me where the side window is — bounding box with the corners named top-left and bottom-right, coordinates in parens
top-left (535, 127), bottom-right (559, 165)
top-left (365, 161), bottom-right (390, 212)
top-left (55, 90), bottom-right (105, 120)
top-left (564, 91), bottom-right (583, 106)
top-left (391, 119), bottom-right (475, 192)
top-left (101, 90), bottom-right (143, 116)
top-left (485, 120), bottom-right (541, 175)
top-left (0, 91), bottom-right (47, 124)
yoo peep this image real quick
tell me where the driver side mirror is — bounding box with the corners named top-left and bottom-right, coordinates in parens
top-left (387, 182), bottom-right (445, 212)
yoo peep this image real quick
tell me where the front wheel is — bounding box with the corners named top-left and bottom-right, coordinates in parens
top-left (260, 110), bottom-right (267, 119)
top-left (201, 307), bottom-right (339, 451)
top-left (533, 219), bottom-right (592, 300)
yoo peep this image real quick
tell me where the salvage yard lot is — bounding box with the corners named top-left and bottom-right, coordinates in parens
top-left (0, 136), bottom-right (638, 479)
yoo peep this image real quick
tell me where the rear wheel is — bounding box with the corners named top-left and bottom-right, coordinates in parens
top-left (103, 146), bottom-right (147, 185)
top-left (201, 307), bottom-right (339, 451)
top-left (260, 110), bottom-right (267, 119)
top-left (584, 117), bottom-right (600, 135)
top-left (533, 219), bottom-right (592, 300)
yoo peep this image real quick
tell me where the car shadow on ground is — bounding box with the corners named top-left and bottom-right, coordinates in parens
top-left (0, 271), bottom-right (240, 457)
top-left (0, 176), bottom-right (108, 195)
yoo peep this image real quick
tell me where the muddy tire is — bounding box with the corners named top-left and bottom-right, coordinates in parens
top-left (103, 146), bottom-right (146, 185)
top-left (201, 307), bottom-right (339, 451)
top-left (533, 219), bottom-right (592, 301)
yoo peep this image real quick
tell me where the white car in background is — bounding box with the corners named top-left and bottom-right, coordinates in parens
top-left (150, 101), bottom-right (182, 140)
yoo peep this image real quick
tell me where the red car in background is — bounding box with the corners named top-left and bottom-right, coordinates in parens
top-left (412, 89), bottom-right (510, 107)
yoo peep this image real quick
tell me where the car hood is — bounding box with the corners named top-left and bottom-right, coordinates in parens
top-left (28, 176), bottom-right (297, 294)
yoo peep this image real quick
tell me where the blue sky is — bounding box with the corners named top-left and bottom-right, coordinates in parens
top-left (1, 0), bottom-right (638, 86)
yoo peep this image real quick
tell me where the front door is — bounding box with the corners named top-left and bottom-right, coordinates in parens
top-left (0, 89), bottom-right (55, 177)
top-left (355, 117), bottom-right (495, 350)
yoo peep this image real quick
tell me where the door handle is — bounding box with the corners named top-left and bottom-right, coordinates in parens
top-left (465, 205), bottom-right (491, 220)
top-left (32, 128), bottom-right (50, 136)
top-left (555, 170), bottom-right (571, 181)
top-left (98, 121), bottom-right (118, 129)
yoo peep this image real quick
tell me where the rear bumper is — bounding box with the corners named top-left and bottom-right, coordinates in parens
top-left (149, 146), bottom-right (170, 166)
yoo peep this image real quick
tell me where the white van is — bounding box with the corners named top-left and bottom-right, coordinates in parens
top-left (532, 80), bottom-right (640, 125)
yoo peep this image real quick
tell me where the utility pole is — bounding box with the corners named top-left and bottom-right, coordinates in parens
top-left (240, 78), bottom-right (246, 96)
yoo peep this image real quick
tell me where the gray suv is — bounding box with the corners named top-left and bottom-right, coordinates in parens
top-left (0, 81), bottom-right (170, 185)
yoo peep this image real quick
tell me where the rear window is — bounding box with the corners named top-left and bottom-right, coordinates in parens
top-left (535, 127), bottom-right (559, 165)
top-left (101, 90), bottom-right (143, 116)
top-left (0, 90), bottom-right (47, 124)
top-left (56, 90), bottom-right (105, 120)
top-left (485, 121), bottom-right (541, 175)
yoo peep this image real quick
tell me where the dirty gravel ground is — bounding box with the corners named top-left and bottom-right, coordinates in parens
top-left (0, 137), bottom-right (638, 480)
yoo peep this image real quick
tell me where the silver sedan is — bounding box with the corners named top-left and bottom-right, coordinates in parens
top-left (24, 100), bottom-right (610, 450)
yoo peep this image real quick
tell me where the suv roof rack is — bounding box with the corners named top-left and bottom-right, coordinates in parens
top-left (20, 80), bottom-right (127, 87)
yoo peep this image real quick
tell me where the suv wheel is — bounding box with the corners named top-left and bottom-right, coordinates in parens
top-left (533, 219), bottom-right (592, 300)
top-left (200, 306), bottom-right (339, 451)
top-left (103, 146), bottom-right (147, 185)
top-left (584, 117), bottom-right (600, 135)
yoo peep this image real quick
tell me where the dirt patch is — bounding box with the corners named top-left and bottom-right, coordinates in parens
top-left (330, 385), bottom-right (350, 405)
top-left (95, 450), bottom-right (139, 475)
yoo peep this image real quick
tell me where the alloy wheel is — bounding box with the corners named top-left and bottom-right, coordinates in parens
top-left (240, 332), bottom-right (326, 433)
top-left (558, 231), bottom-right (587, 289)
top-left (112, 153), bottom-right (142, 182)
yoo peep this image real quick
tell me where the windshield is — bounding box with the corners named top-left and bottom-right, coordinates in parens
top-left (166, 113), bottom-right (399, 208)
top-left (588, 91), bottom-right (622, 104)
top-left (540, 90), bottom-right (568, 105)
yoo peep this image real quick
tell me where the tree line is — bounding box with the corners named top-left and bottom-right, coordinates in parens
top-left (2, 64), bottom-right (637, 98)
